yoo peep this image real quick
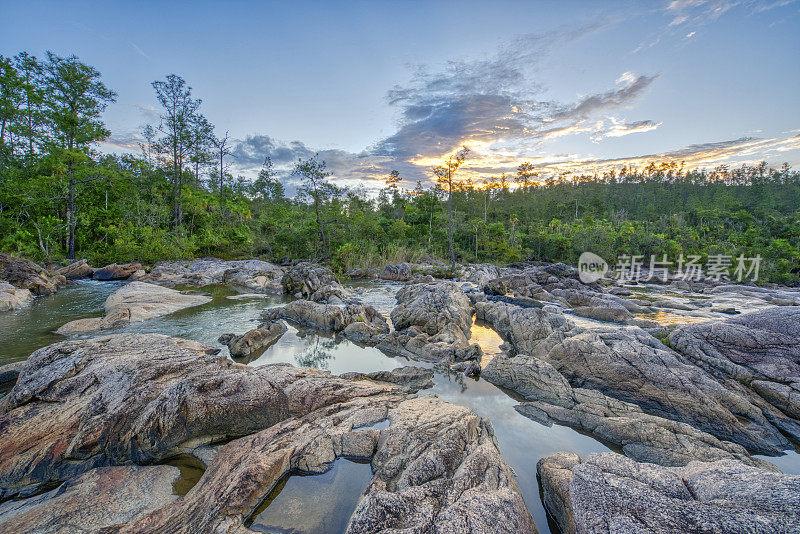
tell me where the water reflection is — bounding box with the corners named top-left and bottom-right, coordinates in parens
top-left (247, 458), bottom-right (373, 534)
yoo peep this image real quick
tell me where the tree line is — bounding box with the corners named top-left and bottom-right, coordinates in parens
top-left (1, 51), bottom-right (798, 284)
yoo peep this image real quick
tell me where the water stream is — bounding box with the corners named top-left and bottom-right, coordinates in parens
top-left (1, 279), bottom-right (798, 533)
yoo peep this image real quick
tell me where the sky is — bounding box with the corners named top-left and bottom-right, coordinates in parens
top-left (1, 0), bottom-right (799, 191)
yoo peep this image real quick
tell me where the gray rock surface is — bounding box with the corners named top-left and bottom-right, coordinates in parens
top-left (218, 319), bottom-right (288, 361)
top-left (340, 366), bottom-right (435, 393)
top-left (139, 258), bottom-right (284, 292)
top-left (56, 281), bottom-right (212, 334)
top-left (0, 465), bottom-right (180, 534)
top-left (379, 263), bottom-right (412, 281)
top-left (391, 281), bottom-right (473, 337)
top-left (0, 281), bottom-right (32, 312)
top-left (93, 262), bottom-right (142, 281)
top-left (281, 262), bottom-right (345, 299)
top-left (538, 452), bottom-right (800, 534)
top-left (263, 300), bottom-right (389, 333)
top-left (56, 259), bottom-right (95, 279)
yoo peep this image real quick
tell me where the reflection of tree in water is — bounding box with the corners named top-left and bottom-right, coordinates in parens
top-left (295, 334), bottom-right (336, 370)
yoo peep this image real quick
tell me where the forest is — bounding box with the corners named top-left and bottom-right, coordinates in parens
top-left (2, 51), bottom-right (799, 284)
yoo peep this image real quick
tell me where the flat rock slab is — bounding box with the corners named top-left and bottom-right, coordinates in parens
top-left (56, 281), bottom-right (212, 334)
top-left (538, 452), bottom-right (800, 534)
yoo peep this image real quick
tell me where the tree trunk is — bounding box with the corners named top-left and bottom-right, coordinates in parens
top-left (447, 176), bottom-right (455, 268)
top-left (67, 164), bottom-right (76, 260)
top-left (314, 190), bottom-right (327, 258)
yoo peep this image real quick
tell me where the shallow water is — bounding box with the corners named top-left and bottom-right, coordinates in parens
top-left (2, 279), bottom-right (799, 533)
top-left (247, 458), bottom-right (373, 534)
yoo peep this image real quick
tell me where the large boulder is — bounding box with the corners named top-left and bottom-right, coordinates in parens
top-left (0, 254), bottom-right (65, 296)
top-left (0, 465), bottom-right (180, 534)
top-left (93, 262), bottom-right (143, 281)
top-left (484, 354), bottom-right (772, 468)
top-left (391, 281), bottom-right (473, 337)
top-left (263, 300), bottom-right (389, 334)
top-left (218, 320), bottom-right (288, 361)
top-left (56, 281), bottom-right (212, 334)
top-left (670, 307), bottom-right (800, 420)
top-left (139, 258), bottom-right (284, 292)
top-left (538, 452), bottom-right (800, 534)
top-left (379, 263), bottom-right (412, 281)
top-left (56, 259), bottom-right (95, 279)
top-left (0, 281), bottom-right (32, 312)
top-left (281, 262), bottom-right (341, 299)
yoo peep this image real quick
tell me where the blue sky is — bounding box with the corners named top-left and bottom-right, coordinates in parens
top-left (2, 0), bottom-right (798, 189)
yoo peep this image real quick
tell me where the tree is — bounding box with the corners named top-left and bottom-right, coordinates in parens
top-left (294, 154), bottom-right (333, 258)
top-left (42, 51), bottom-right (116, 259)
top-left (0, 55), bottom-right (24, 165)
top-left (152, 74), bottom-right (201, 227)
top-left (188, 114), bottom-right (213, 186)
top-left (515, 162), bottom-right (537, 189)
top-left (433, 146), bottom-right (469, 268)
top-left (251, 156), bottom-right (283, 201)
top-left (386, 169), bottom-right (401, 190)
top-left (210, 130), bottom-right (232, 197)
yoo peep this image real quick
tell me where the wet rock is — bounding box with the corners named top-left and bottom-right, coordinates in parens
top-left (281, 262), bottom-right (342, 299)
top-left (0, 254), bottom-right (66, 296)
top-left (0, 334), bottom-right (395, 500)
top-left (93, 262), bottom-right (143, 280)
top-left (115, 395), bottom-right (534, 534)
top-left (538, 452), bottom-right (800, 534)
top-left (0, 465), bottom-right (180, 533)
top-left (0, 281), bottom-right (32, 312)
top-left (218, 320), bottom-right (288, 360)
top-left (379, 263), bottom-right (412, 281)
top-left (263, 300), bottom-right (389, 333)
top-left (139, 258), bottom-right (284, 292)
top-left (56, 259), bottom-right (95, 279)
top-left (391, 281), bottom-right (473, 337)
top-left (340, 366), bottom-right (434, 393)
top-left (56, 282), bottom-right (211, 334)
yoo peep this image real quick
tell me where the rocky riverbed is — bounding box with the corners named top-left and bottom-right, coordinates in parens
top-left (0, 256), bottom-right (798, 533)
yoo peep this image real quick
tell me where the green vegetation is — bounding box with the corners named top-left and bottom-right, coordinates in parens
top-left (1, 52), bottom-right (799, 284)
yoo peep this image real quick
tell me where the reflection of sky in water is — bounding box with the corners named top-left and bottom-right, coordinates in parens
top-left (248, 458), bottom-right (373, 534)
top-left (5, 279), bottom-right (800, 533)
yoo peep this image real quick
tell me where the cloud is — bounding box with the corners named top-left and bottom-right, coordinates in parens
top-left (664, 0), bottom-right (797, 26)
top-left (591, 118), bottom-right (663, 142)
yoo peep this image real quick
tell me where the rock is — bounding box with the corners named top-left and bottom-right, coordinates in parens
top-left (0, 361), bottom-right (24, 391)
top-left (0, 465), bottom-right (180, 533)
top-left (0, 281), bottom-right (32, 312)
top-left (263, 300), bottom-right (389, 334)
top-left (379, 263), bottom-right (412, 281)
top-left (281, 262), bottom-right (342, 299)
top-left (478, 298), bottom-right (794, 455)
top-left (218, 320), bottom-right (288, 361)
top-left (572, 305), bottom-right (631, 323)
top-left (56, 259), bottom-right (95, 279)
top-left (486, 354), bottom-right (772, 468)
top-left (0, 254), bottom-right (65, 296)
top-left (475, 300), bottom-right (573, 356)
top-left (451, 360), bottom-right (481, 377)
top-left (391, 282), bottom-right (473, 337)
top-left (139, 258), bottom-right (284, 292)
top-left (93, 262), bottom-right (143, 280)
top-left (342, 320), bottom-right (390, 344)
top-left (340, 366), bottom-right (435, 393)
top-left (712, 306), bottom-right (740, 314)
top-left (0, 333), bottom-right (394, 500)
top-left (56, 282), bottom-right (211, 334)
top-left (671, 307), bottom-right (800, 423)
top-left (461, 263), bottom-right (500, 288)
top-left (538, 452), bottom-right (800, 534)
